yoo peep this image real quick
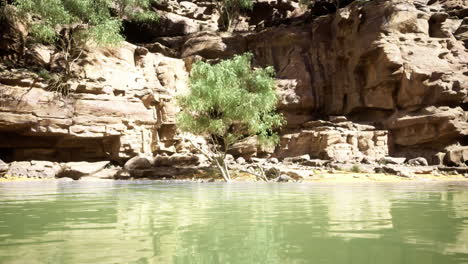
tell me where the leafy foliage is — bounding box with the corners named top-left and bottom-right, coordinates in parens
top-left (177, 53), bottom-right (284, 181)
top-left (178, 53), bottom-right (283, 148)
top-left (350, 165), bottom-right (362, 173)
top-left (37, 69), bottom-right (52, 80)
top-left (14, 0), bottom-right (123, 45)
top-left (13, 0), bottom-right (158, 72)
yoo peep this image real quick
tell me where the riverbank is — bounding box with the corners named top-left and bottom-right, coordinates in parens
top-left (2, 170), bottom-right (467, 184)
top-left (207, 170), bottom-right (468, 183)
top-left (2, 156), bottom-right (468, 184)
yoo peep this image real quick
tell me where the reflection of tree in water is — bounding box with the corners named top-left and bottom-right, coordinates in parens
top-left (0, 181), bottom-right (120, 263)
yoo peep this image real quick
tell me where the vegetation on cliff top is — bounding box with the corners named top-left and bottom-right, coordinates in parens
top-left (12, 0), bottom-right (157, 79)
top-left (177, 53), bottom-right (284, 182)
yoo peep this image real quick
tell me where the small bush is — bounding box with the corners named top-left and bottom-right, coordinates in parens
top-left (37, 69), bottom-right (52, 80)
top-left (176, 53), bottom-right (283, 181)
top-left (350, 165), bottom-right (362, 173)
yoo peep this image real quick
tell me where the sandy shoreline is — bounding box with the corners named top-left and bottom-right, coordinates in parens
top-left (1, 171), bottom-right (467, 184)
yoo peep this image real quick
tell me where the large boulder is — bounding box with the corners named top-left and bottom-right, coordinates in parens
top-left (124, 155), bottom-right (153, 171)
top-left (6, 161), bottom-right (61, 179)
top-left (444, 146), bottom-right (468, 166)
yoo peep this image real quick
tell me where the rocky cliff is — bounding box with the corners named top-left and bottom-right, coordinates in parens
top-left (0, 0), bottom-right (467, 169)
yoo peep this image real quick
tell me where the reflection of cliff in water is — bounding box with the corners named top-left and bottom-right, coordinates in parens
top-left (325, 187), bottom-right (393, 239)
top-left (444, 190), bottom-right (468, 256)
top-left (0, 182), bottom-right (468, 263)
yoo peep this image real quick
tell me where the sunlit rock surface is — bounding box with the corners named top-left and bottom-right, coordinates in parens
top-left (0, 0), bottom-right (466, 166)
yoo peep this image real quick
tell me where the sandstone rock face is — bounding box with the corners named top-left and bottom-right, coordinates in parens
top-left (275, 121), bottom-right (388, 162)
top-left (386, 107), bottom-right (467, 147)
top-left (124, 0), bottom-right (220, 43)
top-left (249, 0), bottom-right (467, 116)
top-left (1, 0), bottom-right (467, 168)
top-left (0, 42), bottom-right (189, 162)
top-left (180, 32), bottom-right (247, 59)
top-left (242, 0), bottom-right (467, 165)
top-left (229, 136), bottom-right (276, 159)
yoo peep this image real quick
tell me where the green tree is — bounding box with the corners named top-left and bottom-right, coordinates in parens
top-left (13, 0), bottom-right (158, 77)
top-left (216, 0), bottom-right (253, 32)
top-left (14, 0), bottom-right (124, 77)
top-left (177, 53), bottom-right (284, 182)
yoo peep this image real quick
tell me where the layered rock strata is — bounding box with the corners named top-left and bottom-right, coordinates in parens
top-left (0, 43), bottom-right (188, 162)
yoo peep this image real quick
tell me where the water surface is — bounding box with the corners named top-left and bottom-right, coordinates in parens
top-left (1, 180), bottom-right (468, 264)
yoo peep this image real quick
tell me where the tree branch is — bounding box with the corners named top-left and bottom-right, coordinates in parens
top-left (186, 138), bottom-right (214, 162)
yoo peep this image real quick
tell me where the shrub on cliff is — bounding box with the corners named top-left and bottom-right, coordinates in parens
top-left (177, 53), bottom-right (284, 182)
top-left (14, 0), bottom-right (123, 76)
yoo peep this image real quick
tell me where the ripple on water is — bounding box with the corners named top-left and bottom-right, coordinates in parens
top-left (0, 181), bottom-right (467, 264)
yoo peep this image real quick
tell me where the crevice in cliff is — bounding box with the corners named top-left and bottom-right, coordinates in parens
top-left (0, 132), bottom-right (120, 162)
top-left (429, 13), bottom-right (449, 38)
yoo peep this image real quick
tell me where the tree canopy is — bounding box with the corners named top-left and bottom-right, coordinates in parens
top-left (11, 0), bottom-right (157, 81)
top-left (14, 0), bottom-right (124, 45)
top-left (177, 53), bottom-right (284, 181)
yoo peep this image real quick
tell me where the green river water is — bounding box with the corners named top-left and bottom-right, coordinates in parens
top-left (0, 180), bottom-right (467, 264)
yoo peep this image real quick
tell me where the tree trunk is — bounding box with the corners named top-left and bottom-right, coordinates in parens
top-left (215, 157), bottom-right (231, 182)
